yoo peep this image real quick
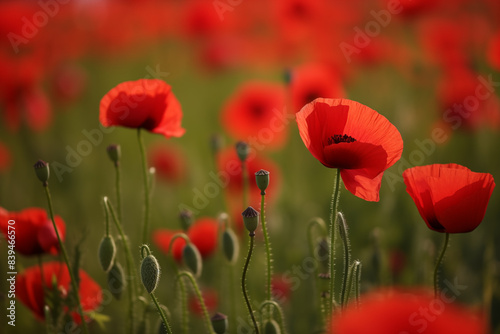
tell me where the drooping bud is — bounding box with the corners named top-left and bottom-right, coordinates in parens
top-left (183, 243), bottom-right (202, 277)
top-left (222, 228), bottom-right (239, 264)
top-left (242, 206), bottom-right (259, 234)
top-left (179, 209), bottom-right (194, 231)
top-left (141, 253), bottom-right (161, 294)
top-left (255, 169), bottom-right (270, 195)
top-left (263, 320), bottom-right (281, 334)
top-left (34, 160), bottom-right (50, 185)
top-left (106, 144), bottom-right (121, 165)
top-left (108, 262), bottom-right (125, 300)
top-left (235, 141), bottom-right (250, 162)
top-left (98, 235), bottom-right (116, 272)
top-left (211, 312), bottom-right (228, 334)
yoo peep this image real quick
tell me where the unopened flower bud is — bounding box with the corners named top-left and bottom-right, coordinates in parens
top-left (108, 262), bottom-right (125, 300)
top-left (242, 206), bottom-right (259, 234)
top-left (211, 134), bottom-right (223, 155)
top-left (222, 228), bottom-right (239, 264)
top-left (179, 209), bottom-right (194, 231)
top-left (235, 141), bottom-right (250, 162)
top-left (211, 312), bottom-right (228, 334)
top-left (141, 253), bottom-right (160, 294)
top-left (183, 243), bottom-right (202, 277)
top-left (34, 160), bottom-right (50, 185)
top-left (107, 144), bottom-right (121, 165)
top-left (255, 169), bottom-right (270, 195)
top-left (264, 320), bottom-right (281, 334)
top-left (98, 235), bottom-right (116, 272)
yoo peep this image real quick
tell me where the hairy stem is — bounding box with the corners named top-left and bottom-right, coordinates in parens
top-left (242, 234), bottom-right (259, 334)
top-left (434, 233), bottom-right (450, 298)
top-left (260, 193), bottom-right (274, 320)
top-left (137, 129), bottom-right (150, 245)
top-left (329, 170), bottom-right (341, 313)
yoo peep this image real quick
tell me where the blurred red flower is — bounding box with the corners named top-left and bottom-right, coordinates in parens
top-left (17, 262), bottom-right (102, 323)
top-left (188, 288), bottom-right (218, 317)
top-left (0, 207), bottom-right (65, 256)
top-left (148, 143), bottom-right (187, 184)
top-left (296, 98), bottom-right (403, 202)
top-left (290, 63), bottom-right (344, 113)
top-left (331, 289), bottom-right (487, 334)
top-left (487, 31), bottom-right (500, 71)
top-left (99, 79), bottom-right (185, 139)
top-left (403, 164), bottom-right (495, 233)
top-left (271, 275), bottom-right (292, 304)
top-left (221, 81), bottom-right (287, 149)
top-left (0, 141), bottom-right (11, 172)
top-left (50, 64), bottom-right (87, 105)
top-left (152, 229), bottom-right (185, 262)
top-left (217, 148), bottom-right (281, 231)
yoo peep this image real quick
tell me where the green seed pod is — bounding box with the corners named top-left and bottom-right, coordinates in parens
top-left (242, 206), bottom-right (259, 234)
top-left (235, 141), bottom-right (250, 162)
top-left (183, 243), bottom-right (202, 277)
top-left (255, 169), bottom-right (270, 194)
top-left (141, 254), bottom-right (160, 294)
top-left (106, 144), bottom-right (121, 165)
top-left (107, 262), bottom-right (125, 300)
top-left (263, 320), bottom-right (281, 334)
top-left (33, 160), bottom-right (50, 184)
top-left (98, 235), bottom-right (116, 272)
top-left (211, 312), bottom-right (228, 334)
top-left (179, 209), bottom-right (194, 231)
top-left (222, 228), bottom-right (239, 264)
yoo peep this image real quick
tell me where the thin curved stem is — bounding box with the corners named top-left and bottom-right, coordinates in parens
top-left (114, 162), bottom-right (122, 224)
top-left (434, 233), bottom-right (450, 298)
top-left (242, 234), bottom-right (259, 334)
top-left (329, 169), bottom-right (341, 313)
top-left (338, 213), bottom-right (351, 309)
top-left (43, 186), bottom-right (89, 334)
top-left (242, 161), bottom-right (249, 209)
top-left (176, 271), bottom-right (215, 334)
top-left (150, 292), bottom-right (172, 334)
top-left (179, 275), bottom-right (189, 334)
top-left (104, 197), bottom-right (136, 333)
top-left (260, 193), bottom-right (273, 320)
top-left (137, 129), bottom-right (150, 245)
top-left (259, 300), bottom-right (287, 334)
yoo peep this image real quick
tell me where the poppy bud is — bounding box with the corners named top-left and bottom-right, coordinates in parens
top-left (222, 228), bottom-right (239, 264)
top-left (179, 209), bottom-right (194, 231)
top-left (141, 254), bottom-right (161, 294)
top-left (108, 262), bottom-right (125, 300)
top-left (183, 243), bottom-right (202, 277)
top-left (98, 235), bottom-right (116, 272)
top-left (107, 144), bottom-right (121, 165)
top-left (34, 160), bottom-right (50, 185)
top-left (242, 206), bottom-right (259, 234)
top-left (211, 312), bottom-right (228, 334)
top-left (264, 320), bottom-right (281, 334)
top-left (255, 169), bottom-right (270, 195)
top-left (235, 141), bottom-right (250, 162)
top-left (211, 134), bottom-right (223, 155)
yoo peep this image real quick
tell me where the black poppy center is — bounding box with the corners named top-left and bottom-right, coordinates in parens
top-left (327, 134), bottom-right (357, 145)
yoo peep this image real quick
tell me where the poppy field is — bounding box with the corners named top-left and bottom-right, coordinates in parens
top-left (1, 1), bottom-right (500, 333)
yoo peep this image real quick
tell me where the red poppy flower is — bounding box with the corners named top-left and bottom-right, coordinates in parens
top-left (217, 148), bottom-right (281, 231)
top-left (0, 207), bottom-right (65, 256)
top-left (331, 289), bottom-right (487, 334)
top-left (148, 143), bottom-right (187, 184)
top-left (221, 81), bottom-right (287, 149)
top-left (188, 288), bottom-right (218, 317)
top-left (152, 229), bottom-right (185, 262)
top-left (17, 262), bottom-right (102, 323)
top-left (187, 218), bottom-right (219, 258)
top-left (403, 164), bottom-right (495, 233)
top-left (99, 79), bottom-right (185, 139)
top-left (51, 64), bottom-right (87, 105)
top-left (487, 31), bottom-right (500, 71)
top-left (271, 274), bottom-right (292, 304)
top-left (296, 98), bottom-right (403, 202)
top-left (290, 63), bottom-right (344, 113)
top-left (0, 141), bottom-right (11, 172)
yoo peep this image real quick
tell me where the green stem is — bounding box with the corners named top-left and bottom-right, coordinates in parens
top-left (177, 271), bottom-right (216, 334)
top-left (434, 233), bottom-right (450, 298)
top-left (43, 186), bottom-right (89, 334)
top-left (338, 213), bottom-right (351, 309)
top-left (114, 162), bottom-right (122, 224)
top-left (242, 233), bottom-right (259, 334)
top-left (242, 161), bottom-right (249, 209)
top-left (150, 293), bottom-right (172, 334)
top-left (329, 169), bottom-right (341, 313)
top-left (179, 274), bottom-right (189, 334)
top-left (137, 129), bottom-right (150, 245)
top-left (260, 193), bottom-right (273, 320)
top-left (354, 262), bottom-right (362, 307)
top-left (104, 197), bottom-right (136, 334)
top-left (259, 301), bottom-right (287, 334)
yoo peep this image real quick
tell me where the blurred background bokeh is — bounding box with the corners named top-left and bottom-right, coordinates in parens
top-left (0, 0), bottom-right (499, 333)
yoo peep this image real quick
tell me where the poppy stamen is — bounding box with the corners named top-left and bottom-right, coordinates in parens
top-left (328, 134), bottom-right (357, 145)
